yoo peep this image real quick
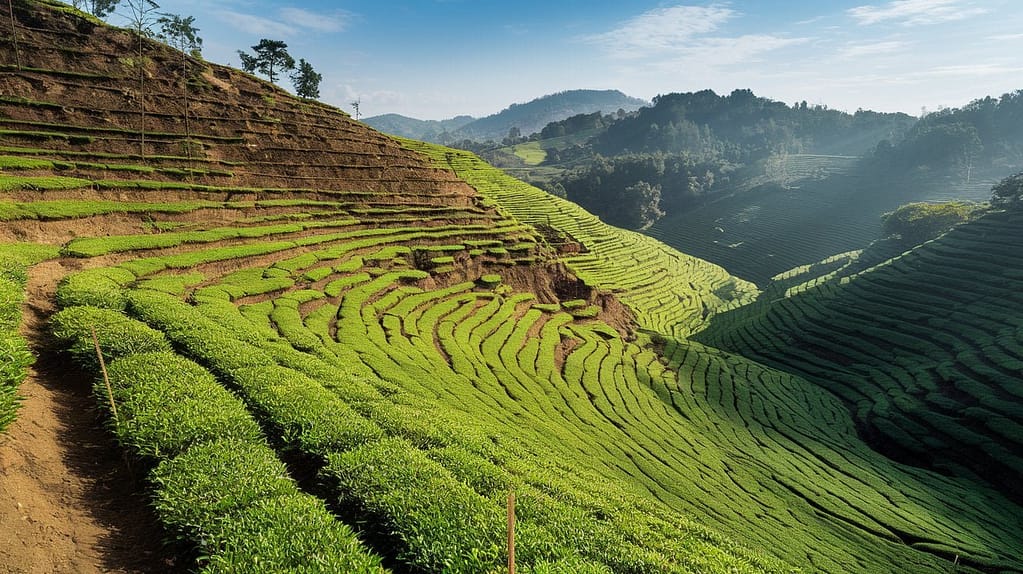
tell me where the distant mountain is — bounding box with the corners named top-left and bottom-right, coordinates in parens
top-left (366, 90), bottom-right (647, 143)
top-left (452, 89), bottom-right (647, 142)
top-left (362, 114), bottom-right (475, 141)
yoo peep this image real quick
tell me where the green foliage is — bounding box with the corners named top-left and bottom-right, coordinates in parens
top-left (324, 438), bottom-right (505, 573)
top-left (50, 305), bottom-right (171, 370)
top-left (232, 366), bottom-right (383, 454)
top-left (151, 440), bottom-right (385, 572)
top-left (991, 171), bottom-right (1023, 206)
top-left (0, 174), bottom-right (92, 191)
top-left (149, 438), bottom-right (297, 538)
top-left (238, 39), bottom-right (295, 84)
top-left (157, 13), bottom-right (203, 58)
top-left (104, 352), bottom-right (263, 459)
top-left (200, 494), bottom-right (384, 573)
top-left (61, 222), bottom-right (306, 257)
top-left (56, 267), bottom-right (136, 310)
top-left (881, 201), bottom-right (984, 244)
top-left (0, 243), bottom-right (44, 433)
top-left (291, 58), bottom-right (322, 100)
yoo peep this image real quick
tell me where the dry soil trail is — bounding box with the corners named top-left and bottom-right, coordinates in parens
top-left (0, 261), bottom-right (179, 574)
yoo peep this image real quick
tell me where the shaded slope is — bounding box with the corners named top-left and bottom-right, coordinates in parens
top-left (647, 169), bottom-right (996, 286)
top-left (698, 208), bottom-right (1023, 505)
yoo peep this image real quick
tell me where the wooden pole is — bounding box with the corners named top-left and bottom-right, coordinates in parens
top-left (7, 0), bottom-right (22, 71)
top-left (91, 327), bottom-right (118, 422)
top-left (507, 488), bottom-right (515, 574)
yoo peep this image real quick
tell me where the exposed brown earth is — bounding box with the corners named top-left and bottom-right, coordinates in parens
top-left (0, 3), bottom-right (637, 571)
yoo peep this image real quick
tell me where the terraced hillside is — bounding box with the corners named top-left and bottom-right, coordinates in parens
top-left (697, 208), bottom-right (1023, 504)
top-left (647, 164), bottom-right (997, 286)
top-left (2, 2), bottom-right (1023, 573)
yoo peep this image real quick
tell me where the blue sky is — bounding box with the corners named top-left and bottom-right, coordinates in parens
top-left (108, 0), bottom-right (1023, 120)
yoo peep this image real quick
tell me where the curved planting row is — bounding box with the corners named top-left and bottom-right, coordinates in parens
top-left (698, 209), bottom-right (1023, 504)
top-left (54, 202), bottom-right (1015, 572)
top-left (47, 303), bottom-right (384, 572)
top-left (398, 139), bottom-right (758, 339)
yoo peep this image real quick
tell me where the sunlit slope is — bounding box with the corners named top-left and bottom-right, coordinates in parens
top-left (698, 208), bottom-right (1023, 506)
top-left (399, 139), bottom-right (758, 339)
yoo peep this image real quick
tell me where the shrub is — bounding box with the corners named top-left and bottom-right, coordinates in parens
top-left (50, 305), bottom-right (171, 369)
top-left (881, 201), bottom-right (983, 244)
top-left (232, 366), bottom-right (382, 455)
top-left (149, 439), bottom-right (296, 538)
top-left (55, 267), bottom-right (136, 310)
top-left (323, 437), bottom-right (504, 573)
top-left (104, 352), bottom-right (263, 458)
top-left (200, 494), bottom-right (384, 573)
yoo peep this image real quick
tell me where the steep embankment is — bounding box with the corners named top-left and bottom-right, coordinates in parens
top-left (0, 2), bottom-right (1021, 573)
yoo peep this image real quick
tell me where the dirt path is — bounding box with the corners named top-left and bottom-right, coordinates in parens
top-left (0, 261), bottom-right (180, 574)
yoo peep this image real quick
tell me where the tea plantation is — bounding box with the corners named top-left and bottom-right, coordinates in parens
top-left (1, 1), bottom-right (1021, 573)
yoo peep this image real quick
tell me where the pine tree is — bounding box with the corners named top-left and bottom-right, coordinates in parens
top-left (291, 58), bottom-right (322, 100)
top-left (238, 39), bottom-right (294, 85)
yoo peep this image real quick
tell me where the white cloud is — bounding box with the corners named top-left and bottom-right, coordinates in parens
top-left (585, 3), bottom-right (809, 72)
top-left (215, 10), bottom-right (297, 37)
top-left (279, 7), bottom-right (349, 33)
top-left (585, 5), bottom-right (737, 59)
top-left (216, 6), bottom-right (350, 37)
top-left (838, 40), bottom-right (909, 58)
top-left (916, 63), bottom-right (1023, 77)
top-left (990, 33), bottom-right (1023, 41)
top-left (848, 0), bottom-right (987, 26)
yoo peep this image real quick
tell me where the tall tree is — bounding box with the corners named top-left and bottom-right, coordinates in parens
top-left (290, 58), bottom-right (322, 99)
top-left (123, 0), bottom-right (160, 160)
top-left (238, 39), bottom-right (294, 85)
top-left (81, 0), bottom-right (118, 18)
top-left (157, 13), bottom-right (202, 164)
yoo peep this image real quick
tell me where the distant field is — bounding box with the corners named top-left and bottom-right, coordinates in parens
top-left (511, 141), bottom-right (546, 165)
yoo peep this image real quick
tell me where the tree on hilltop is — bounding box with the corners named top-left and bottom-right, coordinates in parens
top-left (238, 39), bottom-right (294, 85)
top-left (291, 58), bottom-right (321, 100)
top-left (70, 0), bottom-right (119, 18)
top-left (157, 13), bottom-right (202, 58)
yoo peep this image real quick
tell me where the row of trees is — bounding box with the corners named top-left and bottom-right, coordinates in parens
top-left (70, 1), bottom-right (323, 100)
top-left (238, 40), bottom-right (321, 99)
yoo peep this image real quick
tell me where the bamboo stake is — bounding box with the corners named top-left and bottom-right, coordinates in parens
top-left (507, 488), bottom-right (516, 574)
top-left (91, 326), bottom-right (118, 422)
top-left (7, 0), bottom-right (22, 71)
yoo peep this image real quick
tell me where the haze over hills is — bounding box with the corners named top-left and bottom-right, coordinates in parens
top-left (358, 114), bottom-right (475, 142)
top-left (1, 2), bottom-right (1023, 574)
top-left (365, 89), bottom-right (647, 143)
